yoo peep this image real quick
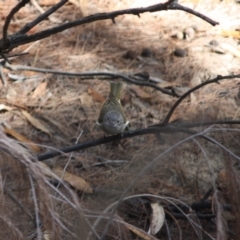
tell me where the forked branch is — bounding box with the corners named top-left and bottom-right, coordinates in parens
top-left (0, 0), bottom-right (218, 52)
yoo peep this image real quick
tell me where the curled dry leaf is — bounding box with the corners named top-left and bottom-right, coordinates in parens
top-left (4, 127), bottom-right (41, 152)
top-left (219, 42), bottom-right (240, 58)
top-left (52, 167), bottom-right (93, 193)
top-left (124, 221), bottom-right (158, 240)
top-left (38, 164), bottom-right (93, 193)
top-left (0, 103), bottom-right (13, 111)
top-left (88, 87), bottom-right (105, 103)
top-left (7, 73), bottom-right (26, 82)
top-left (148, 202), bottom-right (165, 235)
top-left (21, 110), bottom-right (52, 136)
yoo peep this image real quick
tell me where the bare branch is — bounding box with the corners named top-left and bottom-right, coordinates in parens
top-left (36, 73), bottom-right (240, 161)
top-left (37, 119), bottom-right (240, 161)
top-left (4, 62), bottom-right (179, 97)
top-left (159, 74), bottom-right (240, 126)
top-left (17, 0), bottom-right (68, 35)
top-left (169, 2), bottom-right (218, 25)
top-left (0, 64), bottom-right (7, 86)
top-left (1, 0), bottom-right (30, 50)
top-left (1, 0), bottom-right (218, 52)
top-left (38, 122), bottom-right (234, 162)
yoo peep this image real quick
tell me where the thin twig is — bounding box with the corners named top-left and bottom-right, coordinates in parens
top-left (0, 53), bottom-right (11, 64)
top-left (1, 0), bottom-right (30, 49)
top-left (37, 120), bottom-right (240, 161)
top-left (91, 160), bottom-right (128, 167)
top-left (177, 120), bottom-right (240, 128)
top-left (4, 186), bottom-right (33, 220)
top-left (0, 52), bottom-right (28, 59)
top-left (0, 64), bottom-right (7, 86)
top-left (97, 129), bottom-right (213, 239)
top-left (4, 62), bottom-right (179, 97)
top-left (28, 171), bottom-right (42, 240)
top-left (159, 74), bottom-right (240, 126)
top-left (98, 130), bottom-right (240, 239)
top-left (56, 130), bottom-right (83, 190)
top-left (18, 0), bottom-right (68, 35)
top-left (170, 2), bottom-right (218, 25)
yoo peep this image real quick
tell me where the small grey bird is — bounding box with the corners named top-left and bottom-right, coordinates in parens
top-left (97, 82), bottom-right (129, 135)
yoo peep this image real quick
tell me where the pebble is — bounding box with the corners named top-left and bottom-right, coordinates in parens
top-left (173, 48), bottom-right (187, 57)
top-left (184, 27), bottom-right (195, 41)
top-left (209, 40), bottom-right (219, 46)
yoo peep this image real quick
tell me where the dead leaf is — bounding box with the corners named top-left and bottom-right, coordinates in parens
top-left (52, 167), bottom-right (93, 193)
top-left (219, 42), bottom-right (240, 58)
top-left (221, 29), bottom-right (240, 39)
top-left (21, 110), bottom-right (51, 136)
top-left (124, 221), bottom-right (158, 240)
top-left (0, 99), bottom-right (27, 110)
top-left (31, 82), bottom-right (48, 99)
top-left (79, 92), bottom-right (94, 107)
top-left (4, 127), bottom-right (41, 152)
top-left (130, 86), bottom-right (151, 99)
top-left (88, 88), bottom-right (105, 103)
top-left (148, 202), bottom-right (165, 235)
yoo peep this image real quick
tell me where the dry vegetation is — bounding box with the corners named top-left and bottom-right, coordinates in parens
top-left (0, 0), bottom-right (240, 239)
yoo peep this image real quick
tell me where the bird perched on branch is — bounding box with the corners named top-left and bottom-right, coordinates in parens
top-left (97, 81), bottom-right (129, 135)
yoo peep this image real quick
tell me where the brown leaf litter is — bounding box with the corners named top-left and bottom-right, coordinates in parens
top-left (0, 0), bottom-right (240, 239)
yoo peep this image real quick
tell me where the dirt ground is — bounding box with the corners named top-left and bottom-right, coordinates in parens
top-left (0, 0), bottom-right (240, 239)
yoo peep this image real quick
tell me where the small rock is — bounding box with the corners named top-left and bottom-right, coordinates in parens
top-left (173, 48), bottom-right (187, 57)
top-left (176, 31), bottom-right (184, 40)
top-left (184, 27), bottom-right (195, 41)
top-left (209, 40), bottom-right (219, 46)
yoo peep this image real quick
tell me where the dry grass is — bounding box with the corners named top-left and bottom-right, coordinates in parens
top-left (0, 0), bottom-right (240, 239)
top-left (0, 127), bottom-right (86, 239)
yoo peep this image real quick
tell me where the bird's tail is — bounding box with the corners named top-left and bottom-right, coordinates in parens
top-left (109, 82), bottom-right (123, 101)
